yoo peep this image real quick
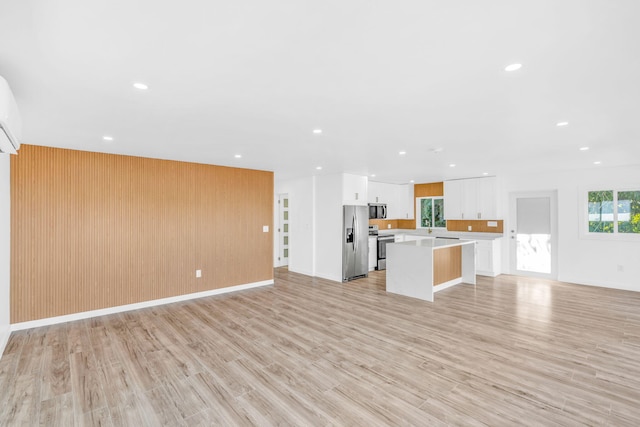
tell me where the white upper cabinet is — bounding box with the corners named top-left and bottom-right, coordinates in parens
top-left (368, 181), bottom-right (386, 204)
top-left (342, 173), bottom-right (368, 206)
top-left (443, 180), bottom-right (464, 219)
top-left (444, 177), bottom-right (498, 220)
top-left (400, 183), bottom-right (414, 219)
top-left (476, 177), bottom-right (498, 219)
top-left (368, 182), bottom-right (413, 219)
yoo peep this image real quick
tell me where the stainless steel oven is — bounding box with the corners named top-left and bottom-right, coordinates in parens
top-left (376, 234), bottom-right (395, 270)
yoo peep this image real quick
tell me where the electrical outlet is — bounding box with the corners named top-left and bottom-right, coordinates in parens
top-left (196, 269), bottom-right (202, 278)
top-left (387, 224), bottom-right (391, 229)
top-left (468, 225), bottom-right (472, 231)
top-left (263, 225), bottom-right (269, 232)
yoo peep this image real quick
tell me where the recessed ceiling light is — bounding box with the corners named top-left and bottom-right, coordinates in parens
top-left (234, 154), bottom-right (242, 158)
top-left (409, 180), bottom-right (415, 183)
top-left (370, 174), bottom-right (376, 177)
top-left (593, 161), bottom-right (601, 165)
top-left (133, 82), bottom-right (148, 90)
top-left (313, 129), bottom-right (322, 134)
top-left (399, 151), bottom-right (406, 155)
top-left (449, 164), bottom-right (456, 168)
top-left (505, 63), bottom-right (522, 72)
top-left (102, 136), bottom-right (113, 141)
top-left (482, 172), bottom-right (489, 176)
top-left (316, 166), bottom-right (322, 170)
top-left (556, 121), bottom-right (569, 127)
top-left (579, 146), bottom-right (589, 151)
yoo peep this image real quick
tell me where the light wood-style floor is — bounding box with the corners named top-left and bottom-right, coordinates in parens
top-left (2, 269), bottom-right (640, 426)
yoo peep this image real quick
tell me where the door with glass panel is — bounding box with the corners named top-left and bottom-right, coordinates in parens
top-left (278, 194), bottom-right (289, 267)
top-left (509, 191), bottom-right (557, 279)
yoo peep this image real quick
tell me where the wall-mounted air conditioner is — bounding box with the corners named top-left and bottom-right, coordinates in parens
top-left (0, 75), bottom-right (22, 154)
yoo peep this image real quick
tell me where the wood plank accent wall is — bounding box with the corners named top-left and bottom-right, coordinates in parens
top-left (414, 182), bottom-right (444, 199)
top-left (10, 145), bottom-right (274, 323)
top-left (446, 220), bottom-right (504, 233)
top-left (433, 246), bottom-right (462, 286)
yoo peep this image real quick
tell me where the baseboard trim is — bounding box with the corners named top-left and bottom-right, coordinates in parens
top-left (11, 279), bottom-right (274, 331)
top-left (558, 276), bottom-right (639, 293)
top-left (433, 277), bottom-right (463, 293)
top-left (0, 325), bottom-right (10, 357)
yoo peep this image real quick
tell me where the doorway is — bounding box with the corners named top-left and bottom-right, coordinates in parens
top-left (508, 191), bottom-right (558, 279)
top-left (277, 193), bottom-right (289, 267)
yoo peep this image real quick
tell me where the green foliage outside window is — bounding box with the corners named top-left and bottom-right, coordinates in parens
top-left (433, 199), bottom-right (446, 227)
top-left (588, 189), bottom-right (640, 234)
top-left (618, 191), bottom-right (640, 233)
top-left (588, 190), bottom-right (613, 233)
top-left (421, 198), bottom-right (432, 227)
top-left (420, 198), bottom-right (446, 228)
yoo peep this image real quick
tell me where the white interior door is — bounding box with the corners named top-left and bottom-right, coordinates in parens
top-left (277, 193), bottom-right (289, 267)
top-left (509, 191), bottom-right (557, 279)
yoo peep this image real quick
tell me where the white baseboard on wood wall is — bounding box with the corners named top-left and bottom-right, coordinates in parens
top-left (11, 279), bottom-right (274, 332)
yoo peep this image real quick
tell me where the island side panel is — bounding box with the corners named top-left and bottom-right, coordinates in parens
top-left (461, 242), bottom-right (477, 285)
top-left (433, 245), bottom-right (462, 286)
top-left (386, 243), bottom-right (434, 302)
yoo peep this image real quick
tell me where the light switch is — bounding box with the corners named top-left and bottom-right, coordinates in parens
top-left (196, 269), bottom-right (202, 278)
top-left (263, 225), bottom-right (269, 232)
top-left (487, 221), bottom-right (498, 227)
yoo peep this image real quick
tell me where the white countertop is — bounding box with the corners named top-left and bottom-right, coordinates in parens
top-left (377, 228), bottom-right (503, 240)
top-left (392, 238), bottom-right (476, 249)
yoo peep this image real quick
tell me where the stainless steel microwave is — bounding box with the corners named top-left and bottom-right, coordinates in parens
top-left (368, 203), bottom-right (387, 219)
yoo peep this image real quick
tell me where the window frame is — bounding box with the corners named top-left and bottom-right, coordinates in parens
top-left (580, 186), bottom-right (640, 241)
top-left (415, 196), bottom-right (447, 230)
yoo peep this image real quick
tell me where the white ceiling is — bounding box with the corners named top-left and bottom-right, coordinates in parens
top-left (1, 0), bottom-right (639, 183)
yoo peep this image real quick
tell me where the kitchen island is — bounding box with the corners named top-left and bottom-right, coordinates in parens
top-left (386, 238), bottom-right (476, 302)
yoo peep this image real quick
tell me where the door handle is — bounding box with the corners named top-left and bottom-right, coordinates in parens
top-left (352, 216), bottom-right (356, 252)
top-left (354, 213), bottom-right (357, 252)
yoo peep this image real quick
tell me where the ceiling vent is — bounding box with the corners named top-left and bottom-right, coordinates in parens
top-left (0, 75), bottom-right (22, 154)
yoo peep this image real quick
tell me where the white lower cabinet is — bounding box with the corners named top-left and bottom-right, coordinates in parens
top-left (368, 237), bottom-right (377, 271)
top-left (475, 238), bottom-right (502, 277)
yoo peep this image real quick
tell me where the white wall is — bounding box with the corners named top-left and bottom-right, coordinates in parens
top-left (501, 165), bottom-right (640, 291)
top-left (275, 173), bottom-right (353, 283)
top-left (274, 176), bottom-right (315, 276)
top-left (0, 154), bottom-right (10, 357)
top-left (314, 174), bottom-right (343, 282)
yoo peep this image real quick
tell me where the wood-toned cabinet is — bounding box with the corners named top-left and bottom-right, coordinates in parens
top-left (444, 177), bottom-right (498, 220)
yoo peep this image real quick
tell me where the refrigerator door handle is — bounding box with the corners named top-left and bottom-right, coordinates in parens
top-left (354, 211), bottom-right (358, 253)
top-left (352, 215), bottom-right (356, 252)
top-left (353, 214), bottom-right (357, 252)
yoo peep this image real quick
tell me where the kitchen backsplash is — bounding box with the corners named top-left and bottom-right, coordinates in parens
top-left (369, 218), bottom-right (504, 233)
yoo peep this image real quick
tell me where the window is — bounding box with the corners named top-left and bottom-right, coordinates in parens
top-left (587, 189), bottom-right (640, 235)
top-left (416, 197), bottom-right (446, 229)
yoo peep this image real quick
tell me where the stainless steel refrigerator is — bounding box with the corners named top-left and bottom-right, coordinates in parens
top-left (343, 205), bottom-right (369, 281)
